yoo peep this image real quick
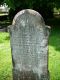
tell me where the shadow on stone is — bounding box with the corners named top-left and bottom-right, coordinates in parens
top-left (13, 69), bottom-right (40, 80)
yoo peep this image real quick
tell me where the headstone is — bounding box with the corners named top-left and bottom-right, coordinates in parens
top-left (9, 9), bottom-right (50, 80)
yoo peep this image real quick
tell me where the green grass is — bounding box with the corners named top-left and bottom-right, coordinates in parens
top-left (0, 28), bottom-right (60, 80)
top-left (49, 27), bottom-right (60, 80)
top-left (0, 32), bottom-right (12, 80)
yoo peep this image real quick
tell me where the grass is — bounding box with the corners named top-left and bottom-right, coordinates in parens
top-left (0, 27), bottom-right (60, 80)
top-left (49, 27), bottom-right (60, 80)
top-left (0, 32), bottom-right (12, 80)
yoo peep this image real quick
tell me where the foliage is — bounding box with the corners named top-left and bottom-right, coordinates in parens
top-left (4, 0), bottom-right (15, 10)
top-left (3, 0), bottom-right (54, 20)
top-left (49, 27), bottom-right (60, 80)
top-left (0, 0), bottom-right (60, 20)
top-left (54, 0), bottom-right (60, 8)
top-left (4, 0), bottom-right (54, 10)
top-left (0, 1), bottom-right (3, 4)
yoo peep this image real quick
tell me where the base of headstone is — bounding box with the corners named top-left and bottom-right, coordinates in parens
top-left (13, 68), bottom-right (49, 80)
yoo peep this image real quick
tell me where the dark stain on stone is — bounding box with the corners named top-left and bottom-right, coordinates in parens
top-left (40, 73), bottom-right (49, 80)
top-left (13, 70), bottom-right (40, 80)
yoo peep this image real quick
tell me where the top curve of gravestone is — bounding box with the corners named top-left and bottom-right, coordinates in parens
top-left (12, 9), bottom-right (45, 25)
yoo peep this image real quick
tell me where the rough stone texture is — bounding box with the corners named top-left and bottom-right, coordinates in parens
top-left (9, 9), bottom-right (50, 80)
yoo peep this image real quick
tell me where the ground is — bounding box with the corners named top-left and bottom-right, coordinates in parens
top-left (0, 32), bottom-right (12, 80)
top-left (49, 26), bottom-right (60, 80)
top-left (0, 25), bottom-right (60, 80)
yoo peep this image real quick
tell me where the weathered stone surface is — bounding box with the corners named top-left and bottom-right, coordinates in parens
top-left (9, 9), bottom-right (50, 80)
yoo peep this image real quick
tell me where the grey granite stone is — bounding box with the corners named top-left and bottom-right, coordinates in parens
top-left (9, 9), bottom-right (50, 80)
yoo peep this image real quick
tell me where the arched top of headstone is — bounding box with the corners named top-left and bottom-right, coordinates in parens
top-left (12, 9), bottom-right (45, 27)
